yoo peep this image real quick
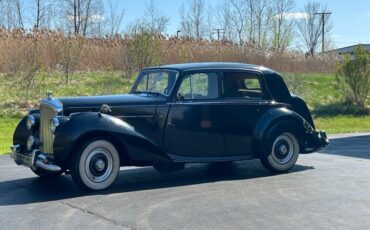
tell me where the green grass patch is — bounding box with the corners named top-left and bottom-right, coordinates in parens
top-left (315, 115), bottom-right (370, 134)
top-left (0, 118), bottom-right (18, 155)
top-left (0, 71), bottom-right (135, 117)
top-left (283, 73), bottom-right (344, 110)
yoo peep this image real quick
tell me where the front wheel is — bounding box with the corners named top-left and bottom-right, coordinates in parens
top-left (70, 139), bottom-right (120, 191)
top-left (260, 132), bottom-right (300, 172)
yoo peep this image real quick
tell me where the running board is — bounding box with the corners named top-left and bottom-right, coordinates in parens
top-left (168, 154), bottom-right (255, 163)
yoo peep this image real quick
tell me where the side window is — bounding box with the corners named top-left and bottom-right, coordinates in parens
top-left (136, 74), bottom-right (149, 91)
top-left (135, 72), bottom-right (175, 95)
top-left (244, 78), bottom-right (261, 90)
top-left (177, 73), bottom-right (219, 100)
top-left (223, 72), bottom-right (264, 99)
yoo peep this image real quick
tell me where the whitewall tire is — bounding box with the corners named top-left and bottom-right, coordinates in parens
top-left (261, 132), bottom-right (299, 172)
top-left (71, 139), bottom-right (120, 191)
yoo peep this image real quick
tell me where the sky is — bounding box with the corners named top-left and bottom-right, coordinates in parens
top-left (110, 0), bottom-right (370, 49)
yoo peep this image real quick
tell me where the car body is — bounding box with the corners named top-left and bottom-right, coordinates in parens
top-left (10, 62), bottom-right (328, 191)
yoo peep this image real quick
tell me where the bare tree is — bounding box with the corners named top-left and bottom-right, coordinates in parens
top-left (143, 0), bottom-right (169, 34)
top-left (35, 0), bottom-right (42, 28)
top-left (225, 0), bottom-right (247, 44)
top-left (14, 0), bottom-right (24, 29)
top-left (105, 0), bottom-right (124, 36)
top-left (33, 0), bottom-right (55, 28)
top-left (246, 0), bottom-right (256, 44)
top-left (61, 0), bottom-right (103, 36)
top-left (297, 1), bottom-right (332, 56)
top-left (217, 1), bottom-right (234, 41)
top-left (204, 3), bottom-right (215, 40)
top-left (127, 0), bottom-right (168, 35)
top-left (179, 0), bottom-right (205, 39)
top-left (179, 4), bottom-right (192, 37)
top-left (0, 0), bottom-right (25, 29)
top-left (270, 0), bottom-right (295, 52)
top-left (254, 0), bottom-right (271, 50)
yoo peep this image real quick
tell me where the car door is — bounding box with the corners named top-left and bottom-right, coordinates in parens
top-left (164, 71), bottom-right (224, 159)
top-left (221, 71), bottom-right (271, 156)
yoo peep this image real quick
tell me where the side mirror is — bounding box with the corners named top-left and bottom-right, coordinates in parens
top-left (176, 93), bottom-right (185, 101)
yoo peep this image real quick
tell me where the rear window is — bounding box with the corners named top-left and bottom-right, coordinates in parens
top-left (223, 72), bottom-right (263, 99)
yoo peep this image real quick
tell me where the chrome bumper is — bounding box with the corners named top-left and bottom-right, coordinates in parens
top-left (303, 130), bottom-right (329, 153)
top-left (317, 130), bottom-right (329, 146)
top-left (10, 145), bottom-right (61, 172)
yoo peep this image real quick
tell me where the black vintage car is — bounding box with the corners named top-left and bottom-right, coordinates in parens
top-left (11, 62), bottom-right (328, 191)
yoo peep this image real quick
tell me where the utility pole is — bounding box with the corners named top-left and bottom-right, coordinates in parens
top-left (314, 12), bottom-right (332, 52)
top-left (212, 29), bottom-right (225, 41)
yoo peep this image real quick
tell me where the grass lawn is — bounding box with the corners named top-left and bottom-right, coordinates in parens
top-left (0, 118), bottom-right (18, 155)
top-left (315, 115), bottom-right (370, 134)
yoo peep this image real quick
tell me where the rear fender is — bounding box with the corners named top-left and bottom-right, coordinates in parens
top-left (53, 112), bottom-right (170, 164)
top-left (253, 108), bottom-right (307, 155)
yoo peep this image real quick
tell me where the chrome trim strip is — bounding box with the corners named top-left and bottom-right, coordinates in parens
top-left (66, 104), bottom-right (159, 110)
top-left (117, 115), bottom-right (154, 118)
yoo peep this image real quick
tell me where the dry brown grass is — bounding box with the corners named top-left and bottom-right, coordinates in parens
top-left (0, 28), bottom-right (336, 76)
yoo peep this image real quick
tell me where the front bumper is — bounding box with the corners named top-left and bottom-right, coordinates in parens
top-left (318, 130), bottom-right (329, 146)
top-left (10, 145), bottom-right (62, 172)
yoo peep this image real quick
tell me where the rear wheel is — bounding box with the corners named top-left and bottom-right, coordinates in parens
top-left (70, 139), bottom-right (120, 191)
top-left (260, 132), bottom-right (299, 172)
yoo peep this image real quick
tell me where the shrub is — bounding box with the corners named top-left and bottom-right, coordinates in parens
top-left (336, 46), bottom-right (370, 110)
top-left (121, 31), bottom-right (163, 77)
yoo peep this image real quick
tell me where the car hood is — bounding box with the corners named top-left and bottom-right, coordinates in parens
top-left (58, 94), bottom-right (163, 115)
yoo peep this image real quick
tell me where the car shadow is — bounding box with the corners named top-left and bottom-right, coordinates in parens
top-left (320, 134), bottom-right (370, 159)
top-left (0, 160), bottom-right (313, 206)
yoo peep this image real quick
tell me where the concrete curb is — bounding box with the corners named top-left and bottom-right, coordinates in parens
top-left (328, 132), bottom-right (370, 139)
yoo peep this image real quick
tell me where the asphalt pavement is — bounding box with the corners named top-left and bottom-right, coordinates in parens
top-left (1, 133), bottom-right (370, 230)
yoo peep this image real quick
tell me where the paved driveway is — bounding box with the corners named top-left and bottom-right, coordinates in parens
top-left (1, 133), bottom-right (370, 229)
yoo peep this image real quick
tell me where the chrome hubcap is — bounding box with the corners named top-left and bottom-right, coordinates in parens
top-left (279, 145), bottom-right (288, 155)
top-left (85, 148), bottom-right (113, 183)
top-left (271, 133), bottom-right (295, 165)
top-left (95, 159), bottom-right (106, 171)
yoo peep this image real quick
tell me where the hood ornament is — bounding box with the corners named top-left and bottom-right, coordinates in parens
top-left (46, 90), bottom-right (53, 100)
top-left (100, 104), bottom-right (112, 114)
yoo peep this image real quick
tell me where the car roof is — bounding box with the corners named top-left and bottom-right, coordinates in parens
top-left (143, 62), bottom-right (277, 74)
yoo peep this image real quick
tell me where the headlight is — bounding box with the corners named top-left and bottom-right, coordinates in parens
top-left (27, 136), bottom-right (36, 151)
top-left (50, 117), bottom-right (60, 134)
top-left (27, 115), bottom-right (36, 130)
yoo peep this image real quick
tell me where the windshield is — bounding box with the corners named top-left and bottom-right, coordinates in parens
top-left (131, 70), bottom-right (179, 96)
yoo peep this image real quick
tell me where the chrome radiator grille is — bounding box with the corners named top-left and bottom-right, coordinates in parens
top-left (40, 104), bottom-right (57, 153)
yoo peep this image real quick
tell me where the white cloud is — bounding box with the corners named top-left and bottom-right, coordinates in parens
top-left (90, 14), bottom-right (105, 22)
top-left (279, 12), bottom-right (310, 20)
top-left (332, 34), bottom-right (344, 39)
top-left (67, 14), bottom-right (105, 23)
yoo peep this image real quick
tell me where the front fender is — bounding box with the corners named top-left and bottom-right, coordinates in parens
top-left (13, 110), bottom-right (40, 151)
top-left (53, 112), bottom-right (170, 163)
